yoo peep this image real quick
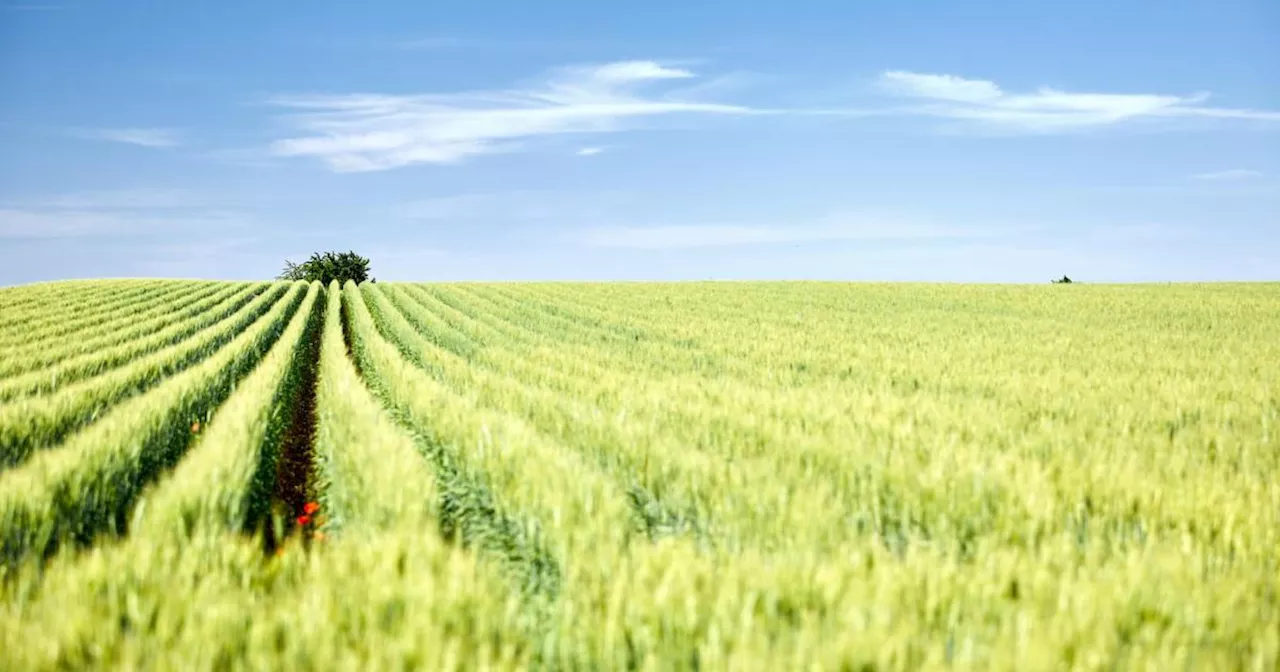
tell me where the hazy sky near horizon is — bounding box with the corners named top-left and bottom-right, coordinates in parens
top-left (1, 0), bottom-right (1277, 285)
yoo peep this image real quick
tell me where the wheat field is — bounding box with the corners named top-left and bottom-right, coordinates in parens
top-left (0, 279), bottom-right (1276, 670)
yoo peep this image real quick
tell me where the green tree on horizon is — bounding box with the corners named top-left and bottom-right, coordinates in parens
top-left (278, 251), bottom-right (374, 285)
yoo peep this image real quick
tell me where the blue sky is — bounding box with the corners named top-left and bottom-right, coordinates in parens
top-left (1, 0), bottom-right (1277, 284)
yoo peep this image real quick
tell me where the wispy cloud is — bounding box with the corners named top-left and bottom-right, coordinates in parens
top-left (580, 212), bottom-right (1028, 249)
top-left (268, 60), bottom-right (752, 172)
top-left (878, 71), bottom-right (1280, 132)
top-left (266, 62), bottom-right (1279, 172)
top-left (0, 189), bottom-right (250, 239)
top-left (1191, 169), bottom-right (1264, 181)
top-left (72, 127), bottom-right (183, 148)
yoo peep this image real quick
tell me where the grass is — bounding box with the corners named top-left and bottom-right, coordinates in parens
top-left (0, 279), bottom-right (1276, 670)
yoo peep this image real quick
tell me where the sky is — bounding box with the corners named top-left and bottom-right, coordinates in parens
top-left (1, 0), bottom-right (1277, 285)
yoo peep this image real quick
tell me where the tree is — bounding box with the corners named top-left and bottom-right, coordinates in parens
top-left (1051, 275), bottom-right (1073, 284)
top-left (278, 251), bottom-right (374, 284)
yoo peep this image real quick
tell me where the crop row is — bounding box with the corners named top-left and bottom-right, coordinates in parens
top-left (0, 280), bottom-right (157, 332)
top-left (0, 281), bottom-right (306, 566)
top-left (0, 281), bottom-right (206, 350)
top-left (342, 282), bottom-right (1280, 667)
top-left (1, 281), bottom-right (525, 669)
top-left (0, 283), bottom-right (264, 400)
top-left (0, 281), bottom-right (248, 380)
top-left (0, 283), bottom-right (286, 467)
top-left (0, 279), bottom-right (1274, 669)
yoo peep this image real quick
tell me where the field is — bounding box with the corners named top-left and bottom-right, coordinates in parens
top-left (0, 278), bottom-right (1276, 670)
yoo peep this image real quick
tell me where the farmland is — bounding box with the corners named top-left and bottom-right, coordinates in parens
top-left (0, 278), bottom-right (1277, 670)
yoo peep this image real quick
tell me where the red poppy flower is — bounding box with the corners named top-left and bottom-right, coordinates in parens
top-left (296, 515), bottom-right (312, 526)
top-left (303, 502), bottom-right (320, 515)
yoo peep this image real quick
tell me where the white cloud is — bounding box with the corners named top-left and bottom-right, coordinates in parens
top-left (1191, 169), bottom-right (1264, 181)
top-left (268, 60), bottom-right (751, 172)
top-left (878, 71), bottom-right (1280, 132)
top-left (879, 72), bottom-right (1004, 104)
top-left (73, 127), bottom-right (183, 148)
top-left (585, 61), bottom-right (693, 83)
top-left (576, 146), bottom-right (606, 156)
top-left (580, 213), bottom-right (1027, 249)
top-left (264, 63), bottom-right (1279, 171)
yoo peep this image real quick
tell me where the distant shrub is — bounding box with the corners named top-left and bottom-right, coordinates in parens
top-left (278, 251), bottom-right (374, 285)
top-left (1052, 275), bottom-right (1074, 284)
